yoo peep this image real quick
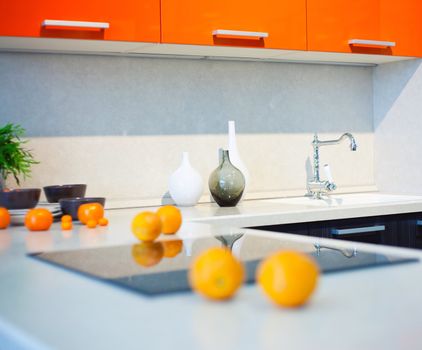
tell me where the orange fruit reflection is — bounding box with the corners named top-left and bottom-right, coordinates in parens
top-left (86, 219), bottom-right (98, 228)
top-left (61, 221), bottom-right (73, 230)
top-left (157, 205), bottom-right (182, 235)
top-left (189, 247), bottom-right (245, 300)
top-left (162, 239), bottom-right (183, 258)
top-left (132, 242), bottom-right (164, 267)
top-left (256, 250), bottom-right (319, 307)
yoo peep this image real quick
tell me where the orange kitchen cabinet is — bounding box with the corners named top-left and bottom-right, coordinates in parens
top-left (307, 0), bottom-right (385, 54)
top-left (307, 0), bottom-right (422, 57)
top-left (380, 0), bottom-right (422, 57)
top-left (0, 0), bottom-right (160, 42)
top-left (161, 0), bottom-right (307, 50)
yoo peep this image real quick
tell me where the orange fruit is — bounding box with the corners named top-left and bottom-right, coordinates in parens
top-left (25, 208), bottom-right (53, 231)
top-left (0, 207), bottom-right (11, 229)
top-left (256, 251), bottom-right (319, 308)
top-left (189, 247), bottom-right (245, 300)
top-left (132, 242), bottom-right (164, 267)
top-left (61, 215), bottom-right (72, 223)
top-left (86, 219), bottom-right (98, 229)
top-left (61, 221), bottom-right (73, 230)
top-left (77, 203), bottom-right (104, 224)
top-left (162, 239), bottom-right (183, 258)
top-left (98, 217), bottom-right (109, 226)
top-left (131, 211), bottom-right (162, 242)
top-left (157, 205), bottom-right (182, 235)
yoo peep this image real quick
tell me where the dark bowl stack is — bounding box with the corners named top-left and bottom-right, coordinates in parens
top-left (0, 188), bottom-right (41, 210)
top-left (42, 184), bottom-right (106, 219)
top-left (58, 197), bottom-right (106, 220)
top-left (0, 184), bottom-right (106, 220)
top-left (43, 184), bottom-right (87, 203)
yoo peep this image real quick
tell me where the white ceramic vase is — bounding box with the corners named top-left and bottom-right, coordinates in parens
top-left (169, 152), bottom-right (203, 207)
top-left (228, 121), bottom-right (249, 199)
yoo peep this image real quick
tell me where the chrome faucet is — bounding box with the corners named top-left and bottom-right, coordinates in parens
top-left (307, 133), bottom-right (357, 199)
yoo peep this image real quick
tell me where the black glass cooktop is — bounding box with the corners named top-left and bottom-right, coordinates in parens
top-left (29, 234), bottom-right (418, 296)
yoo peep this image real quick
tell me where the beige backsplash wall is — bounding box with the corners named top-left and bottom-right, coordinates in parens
top-left (0, 52), bottom-right (375, 201)
top-left (23, 133), bottom-right (374, 201)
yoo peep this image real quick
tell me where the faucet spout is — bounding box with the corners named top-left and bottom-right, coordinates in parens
top-left (315, 132), bottom-right (358, 151)
top-left (338, 132), bottom-right (357, 151)
top-left (308, 132), bottom-right (357, 199)
top-left (348, 134), bottom-right (358, 151)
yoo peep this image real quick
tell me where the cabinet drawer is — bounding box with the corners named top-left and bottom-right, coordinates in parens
top-left (324, 216), bottom-right (394, 245)
top-left (307, 0), bottom-right (422, 57)
top-left (249, 222), bottom-right (309, 236)
top-left (415, 220), bottom-right (422, 249)
top-left (379, 0), bottom-right (422, 57)
top-left (307, 0), bottom-right (388, 55)
top-left (161, 0), bottom-right (307, 50)
top-left (0, 0), bottom-right (160, 42)
top-left (249, 213), bottom-right (422, 249)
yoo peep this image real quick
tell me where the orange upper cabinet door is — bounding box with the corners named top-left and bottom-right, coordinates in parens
top-left (307, 0), bottom-right (392, 55)
top-left (380, 0), bottom-right (422, 57)
top-left (0, 0), bottom-right (160, 42)
top-left (161, 0), bottom-right (307, 50)
top-left (307, 0), bottom-right (422, 57)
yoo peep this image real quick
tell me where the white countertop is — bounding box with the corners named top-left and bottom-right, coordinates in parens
top-left (170, 192), bottom-right (422, 226)
top-left (2, 192), bottom-right (422, 350)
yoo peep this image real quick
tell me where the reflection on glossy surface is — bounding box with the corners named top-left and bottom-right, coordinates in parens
top-left (315, 243), bottom-right (357, 258)
top-left (61, 230), bottom-right (73, 240)
top-left (78, 225), bottom-right (108, 247)
top-left (30, 232), bottom-right (418, 296)
top-left (131, 242), bottom-right (164, 267)
top-left (212, 206), bottom-right (241, 217)
top-left (25, 232), bottom-right (53, 252)
top-left (231, 234), bottom-right (245, 259)
top-left (183, 238), bottom-right (195, 257)
top-left (162, 239), bottom-right (183, 258)
top-left (0, 231), bottom-right (12, 252)
top-left (215, 234), bottom-right (244, 251)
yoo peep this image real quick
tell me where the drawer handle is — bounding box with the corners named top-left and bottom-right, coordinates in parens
top-left (417, 221), bottom-right (422, 226)
top-left (212, 29), bottom-right (269, 39)
top-left (331, 225), bottom-right (385, 236)
top-left (348, 39), bottom-right (395, 47)
top-left (42, 20), bottom-right (110, 29)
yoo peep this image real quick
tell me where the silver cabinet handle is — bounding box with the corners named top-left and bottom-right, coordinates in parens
top-left (417, 220), bottom-right (422, 226)
top-left (212, 29), bottom-right (268, 38)
top-left (331, 225), bottom-right (385, 236)
top-left (42, 20), bottom-right (110, 29)
top-left (348, 39), bottom-right (395, 47)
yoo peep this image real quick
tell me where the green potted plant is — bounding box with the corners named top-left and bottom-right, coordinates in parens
top-left (0, 123), bottom-right (38, 190)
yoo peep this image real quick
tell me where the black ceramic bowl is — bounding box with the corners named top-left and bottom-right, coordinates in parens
top-left (43, 184), bottom-right (87, 203)
top-left (0, 188), bottom-right (41, 210)
top-left (59, 197), bottom-right (106, 220)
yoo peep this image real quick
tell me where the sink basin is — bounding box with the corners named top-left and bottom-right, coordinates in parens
top-left (266, 193), bottom-right (422, 207)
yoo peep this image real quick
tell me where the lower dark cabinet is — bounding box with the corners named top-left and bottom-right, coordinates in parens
top-left (249, 212), bottom-right (422, 249)
top-left (416, 220), bottom-right (422, 249)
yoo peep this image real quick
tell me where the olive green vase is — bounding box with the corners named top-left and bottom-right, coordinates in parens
top-left (208, 150), bottom-right (245, 207)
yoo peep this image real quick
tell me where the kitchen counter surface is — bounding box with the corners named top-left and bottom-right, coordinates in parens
top-left (161, 192), bottom-right (422, 227)
top-left (2, 192), bottom-right (422, 350)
